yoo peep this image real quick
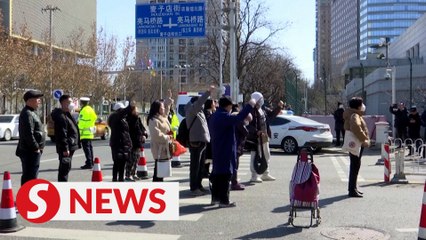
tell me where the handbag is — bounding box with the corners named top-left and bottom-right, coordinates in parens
top-left (253, 137), bottom-right (268, 175)
top-left (157, 145), bottom-right (172, 178)
top-left (342, 130), bottom-right (362, 156)
top-left (172, 139), bottom-right (187, 156)
top-left (157, 159), bottom-right (172, 178)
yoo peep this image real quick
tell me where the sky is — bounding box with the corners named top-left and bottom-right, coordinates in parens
top-left (97, 0), bottom-right (316, 82)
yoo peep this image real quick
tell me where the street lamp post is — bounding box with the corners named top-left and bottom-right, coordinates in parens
top-left (292, 70), bottom-right (298, 114)
top-left (408, 57), bottom-right (413, 108)
top-left (360, 62), bottom-right (365, 102)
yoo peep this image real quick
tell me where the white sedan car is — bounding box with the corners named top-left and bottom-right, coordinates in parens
top-left (269, 114), bottom-right (333, 154)
top-left (0, 114), bottom-right (20, 141)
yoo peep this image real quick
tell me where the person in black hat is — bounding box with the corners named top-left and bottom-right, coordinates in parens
top-left (16, 90), bottom-right (45, 186)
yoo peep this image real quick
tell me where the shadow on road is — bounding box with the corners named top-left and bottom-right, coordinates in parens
top-left (106, 220), bottom-right (155, 229)
top-left (272, 194), bottom-right (348, 214)
top-left (236, 223), bottom-right (302, 239)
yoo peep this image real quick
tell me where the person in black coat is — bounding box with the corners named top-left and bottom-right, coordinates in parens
top-left (16, 90), bottom-right (45, 186)
top-left (389, 102), bottom-right (409, 140)
top-left (108, 102), bottom-right (133, 182)
top-left (125, 106), bottom-right (148, 181)
top-left (209, 97), bottom-right (255, 207)
top-left (408, 106), bottom-right (421, 155)
top-left (51, 95), bottom-right (81, 182)
top-left (333, 102), bottom-right (345, 146)
top-left (203, 99), bottom-right (216, 178)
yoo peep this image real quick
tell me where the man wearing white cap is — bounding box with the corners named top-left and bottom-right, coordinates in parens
top-left (246, 91), bottom-right (284, 183)
top-left (78, 97), bottom-right (98, 169)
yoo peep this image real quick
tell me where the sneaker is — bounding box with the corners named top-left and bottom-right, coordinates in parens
top-left (124, 177), bottom-right (135, 182)
top-left (219, 201), bottom-right (236, 208)
top-left (250, 177), bottom-right (263, 183)
top-left (190, 189), bottom-right (205, 197)
top-left (80, 164), bottom-right (93, 170)
top-left (261, 174), bottom-right (276, 181)
top-left (132, 175), bottom-right (140, 181)
top-left (231, 183), bottom-right (245, 191)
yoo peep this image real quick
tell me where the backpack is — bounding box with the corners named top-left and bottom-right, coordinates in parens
top-left (176, 117), bottom-right (196, 147)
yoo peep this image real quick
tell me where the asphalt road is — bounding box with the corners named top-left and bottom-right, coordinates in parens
top-left (0, 139), bottom-right (424, 240)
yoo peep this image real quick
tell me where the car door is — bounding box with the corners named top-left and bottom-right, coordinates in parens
top-left (269, 117), bottom-right (291, 146)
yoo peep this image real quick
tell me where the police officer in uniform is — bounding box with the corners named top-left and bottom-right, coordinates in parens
top-left (78, 97), bottom-right (98, 169)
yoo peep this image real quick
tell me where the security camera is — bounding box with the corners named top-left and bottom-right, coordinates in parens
top-left (385, 73), bottom-right (391, 80)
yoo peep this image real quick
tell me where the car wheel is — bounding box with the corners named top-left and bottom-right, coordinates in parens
top-left (3, 129), bottom-right (11, 141)
top-left (281, 137), bottom-right (298, 154)
top-left (101, 128), bottom-right (109, 140)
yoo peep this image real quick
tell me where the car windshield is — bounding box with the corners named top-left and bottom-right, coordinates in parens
top-left (0, 116), bottom-right (13, 123)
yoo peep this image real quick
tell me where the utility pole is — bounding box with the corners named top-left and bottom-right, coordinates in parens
top-left (42, 5), bottom-right (60, 121)
top-left (229, 0), bottom-right (238, 103)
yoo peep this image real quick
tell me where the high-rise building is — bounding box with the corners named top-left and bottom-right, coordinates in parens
top-left (359, 0), bottom-right (426, 59)
top-left (330, 0), bottom-right (359, 87)
top-left (0, 0), bottom-right (96, 55)
top-left (314, 0), bottom-right (331, 87)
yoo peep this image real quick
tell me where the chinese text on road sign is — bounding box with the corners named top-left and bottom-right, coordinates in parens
top-left (135, 2), bottom-right (205, 39)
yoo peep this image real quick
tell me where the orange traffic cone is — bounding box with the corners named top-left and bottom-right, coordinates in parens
top-left (136, 147), bottom-right (150, 179)
top-left (91, 157), bottom-right (103, 182)
top-left (0, 171), bottom-right (25, 233)
top-left (419, 180), bottom-right (426, 240)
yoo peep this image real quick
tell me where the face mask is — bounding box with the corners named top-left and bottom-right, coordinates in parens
top-left (68, 102), bottom-right (75, 111)
top-left (257, 98), bottom-right (264, 107)
top-left (360, 104), bottom-right (366, 112)
top-left (338, 105), bottom-right (343, 109)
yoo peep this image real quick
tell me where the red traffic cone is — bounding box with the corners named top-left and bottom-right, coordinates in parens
top-left (136, 147), bottom-right (150, 179)
top-left (0, 171), bottom-right (25, 233)
top-left (91, 157), bottom-right (103, 182)
top-left (419, 180), bottom-right (426, 239)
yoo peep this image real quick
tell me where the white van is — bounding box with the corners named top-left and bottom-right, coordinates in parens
top-left (175, 92), bottom-right (201, 122)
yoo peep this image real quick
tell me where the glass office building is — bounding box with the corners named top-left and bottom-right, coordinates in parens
top-left (360, 0), bottom-right (426, 59)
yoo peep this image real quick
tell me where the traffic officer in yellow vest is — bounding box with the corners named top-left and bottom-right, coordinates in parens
top-left (78, 97), bottom-right (98, 169)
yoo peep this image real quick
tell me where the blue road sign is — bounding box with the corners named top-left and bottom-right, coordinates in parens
top-left (135, 2), bottom-right (205, 39)
top-left (53, 89), bottom-right (63, 100)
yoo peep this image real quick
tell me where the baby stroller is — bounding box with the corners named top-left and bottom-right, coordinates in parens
top-left (288, 147), bottom-right (321, 227)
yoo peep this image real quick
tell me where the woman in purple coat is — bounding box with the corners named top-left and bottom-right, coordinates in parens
top-left (209, 96), bottom-right (256, 207)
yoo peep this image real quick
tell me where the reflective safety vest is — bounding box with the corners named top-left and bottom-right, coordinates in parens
top-left (170, 113), bottom-right (180, 139)
top-left (78, 105), bottom-right (97, 140)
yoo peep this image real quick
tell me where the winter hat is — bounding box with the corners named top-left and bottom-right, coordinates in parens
top-left (113, 102), bottom-right (125, 111)
top-left (251, 91), bottom-right (263, 102)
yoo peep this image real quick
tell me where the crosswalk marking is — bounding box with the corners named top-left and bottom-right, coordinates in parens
top-left (338, 156), bottom-right (366, 182)
top-left (330, 156), bottom-right (366, 182)
top-left (396, 228), bottom-right (418, 233)
top-left (330, 156), bottom-right (348, 182)
top-left (4, 227), bottom-right (180, 240)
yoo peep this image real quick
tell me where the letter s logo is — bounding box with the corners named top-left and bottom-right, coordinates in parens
top-left (16, 179), bottom-right (60, 223)
top-left (27, 184), bottom-right (49, 219)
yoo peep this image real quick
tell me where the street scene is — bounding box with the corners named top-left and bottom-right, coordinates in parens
top-left (0, 139), bottom-right (424, 240)
top-left (2, 0), bottom-right (426, 239)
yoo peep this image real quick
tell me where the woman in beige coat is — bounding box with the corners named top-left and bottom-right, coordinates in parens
top-left (343, 97), bottom-right (370, 198)
top-left (147, 96), bottom-right (173, 182)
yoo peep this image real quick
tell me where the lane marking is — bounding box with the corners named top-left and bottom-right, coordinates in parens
top-left (338, 156), bottom-right (366, 182)
top-left (330, 156), bottom-right (348, 182)
top-left (5, 227), bottom-right (180, 240)
top-left (40, 154), bottom-right (85, 163)
top-left (396, 228), bottom-right (417, 233)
